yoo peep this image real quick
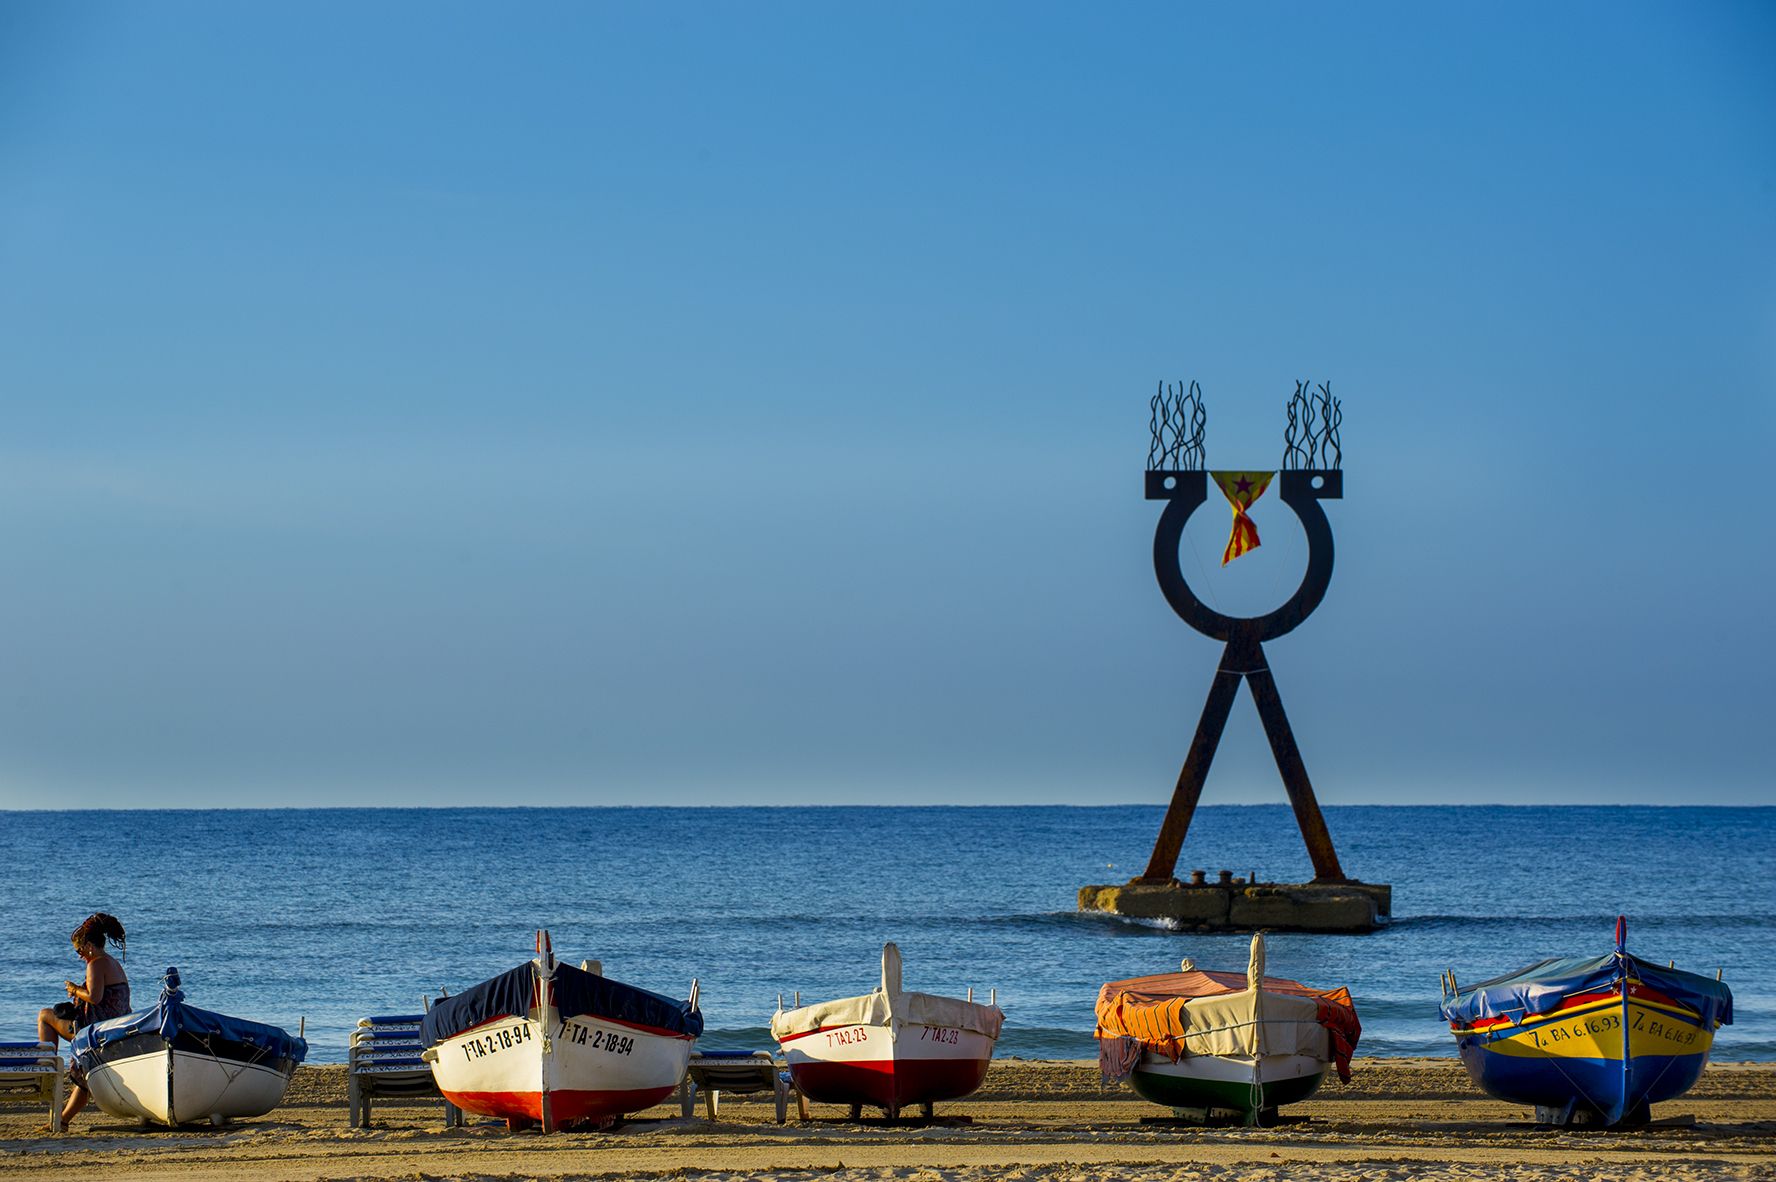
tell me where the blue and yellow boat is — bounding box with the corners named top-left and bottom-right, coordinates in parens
top-left (1440, 916), bottom-right (1733, 1126)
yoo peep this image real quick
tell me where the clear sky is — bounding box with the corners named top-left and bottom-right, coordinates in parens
top-left (2, 2), bottom-right (1771, 808)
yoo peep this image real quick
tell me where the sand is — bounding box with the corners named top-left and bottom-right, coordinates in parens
top-left (2, 1058), bottom-right (1772, 1181)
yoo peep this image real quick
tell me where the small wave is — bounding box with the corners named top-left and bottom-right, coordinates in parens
top-left (972, 911), bottom-right (1258, 937)
top-left (1347, 997), bottom-right (1452, 1021)
top-left (662, 912), bottom-right (1232, 937)
top-left (1356, 1037), bottom-right (1459, 1057)
top-left (206, 917), bottom-right (537, 935)
top-left (1390, 914), bottom-right (1775, 929)
top-left (690, 1025), bottom-right (779, 1051)
top-left (987, 1026), bottom-right (1104, 1059)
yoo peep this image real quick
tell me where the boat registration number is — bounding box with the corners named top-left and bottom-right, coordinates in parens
top-left (825, 1026), bottom-right (870, 1047)
top-left (460, 1022), bottom-right (533, 1061)
top-left (1632, 1010), bottom-right (1700, 1049)
top-left (1529, 1011), bottom-right (1619, 1049)
top-left (558, 1019), bottom-right (636, 1057)
top-left (919, 1026), bottom-right (961, 1045)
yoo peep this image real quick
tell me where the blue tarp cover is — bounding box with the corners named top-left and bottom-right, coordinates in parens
top-left (420, 960), bottom-right (703, 1046)
top-left (1440, 952), bottom-right (1734, 1028)
top-left (71, 968), bottom-right (309, 1072)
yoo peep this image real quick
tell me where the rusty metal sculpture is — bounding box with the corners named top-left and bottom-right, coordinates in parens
top-left (1139, 380), bottom-right (1346, 884)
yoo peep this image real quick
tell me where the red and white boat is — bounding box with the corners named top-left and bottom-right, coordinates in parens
top-left (419, 932), bottom-right (701, 1131)
top-left (771, 943), bottom-right (1003, 1119)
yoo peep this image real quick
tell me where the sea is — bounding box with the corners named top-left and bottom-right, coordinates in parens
top-left (1, 806), bottom-right (1770, 1065)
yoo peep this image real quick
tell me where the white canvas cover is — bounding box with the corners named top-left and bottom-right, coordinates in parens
top-left (771, 943), bottom-right (1005, 1041)
top-left (1173, 935), bottom-right (1326, 1060)
top-left (1096, 934), bottom-right (1357, 1068)
top-left (1169, 987), bottom-right (1329, 1060)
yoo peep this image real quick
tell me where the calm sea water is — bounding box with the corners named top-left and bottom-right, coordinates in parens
top-left (1, 806), bottom-right (1769, 1065)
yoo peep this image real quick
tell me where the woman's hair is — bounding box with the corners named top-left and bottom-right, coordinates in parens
top-left (72, 912), bottom-right (126, 958)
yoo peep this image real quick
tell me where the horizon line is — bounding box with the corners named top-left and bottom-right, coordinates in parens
top-left (0, 802), bottom-right (1768, 814)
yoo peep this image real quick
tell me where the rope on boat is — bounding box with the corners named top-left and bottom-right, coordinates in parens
top-left (194, 1033), bottom-right (275, 1101)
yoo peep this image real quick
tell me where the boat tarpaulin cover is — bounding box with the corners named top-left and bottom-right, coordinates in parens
top-left (770, 988), bottom-right (1005, 1041)
top-left (1439, 953), bottom-right (1734, 1029)
top-left (770, 942), bottom-right (1005, 1042)
top-left (70, 967), bottom-right (308, 1074)
top-left (1094, 936), bottom-right (1360, 1082)
top-left (421, 960), bottom-right (703, 1046)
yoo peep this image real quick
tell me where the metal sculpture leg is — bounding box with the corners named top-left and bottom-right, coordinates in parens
top-left (1139, 635), bottom-right (1346, 885)
top-left (1139, 658), bottom-right (1243, 883)
top-left (1243, 651), bottom-right (1347, 883)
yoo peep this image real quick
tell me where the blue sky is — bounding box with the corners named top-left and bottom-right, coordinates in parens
top-left (2, 2), bottom-right (1771, 808)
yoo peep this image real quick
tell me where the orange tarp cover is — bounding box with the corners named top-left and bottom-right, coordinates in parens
top-left (1094, 969), bottom-right (1361, 1082)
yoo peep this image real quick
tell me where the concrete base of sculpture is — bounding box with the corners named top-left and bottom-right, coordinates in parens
top-left (1077, 877), bottom-right (1391, 933)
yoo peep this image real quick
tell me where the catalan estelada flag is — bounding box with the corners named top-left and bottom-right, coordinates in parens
top-left (1210, 470), bottom-right (1275, 565)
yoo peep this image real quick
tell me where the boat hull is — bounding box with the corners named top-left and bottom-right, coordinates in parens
top-left (780, 1021), bottom-right (994, 1113)
top-left (429, 1011), bottom-right (692, 1128)
top-left (84, 1033), bottom-right (300, 1126)
top-left (1129, 1051), bottom-right (1326, 1120)
top-left (1451, 990), bottom-right (1715, 1124)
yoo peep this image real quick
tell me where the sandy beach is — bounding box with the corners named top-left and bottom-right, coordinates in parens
top-left (2, 1058), bottom-right (1771, 1181)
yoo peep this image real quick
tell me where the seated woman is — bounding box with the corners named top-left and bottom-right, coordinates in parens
top-left (36, 912), bottom-right (130, 1131)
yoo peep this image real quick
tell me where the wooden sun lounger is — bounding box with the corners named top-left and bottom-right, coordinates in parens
top-left (0, 1042), bottom-right (63, 1133)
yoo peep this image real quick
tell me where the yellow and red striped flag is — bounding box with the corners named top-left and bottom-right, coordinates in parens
top-left (1210, 470), bottom-right (1275, 565)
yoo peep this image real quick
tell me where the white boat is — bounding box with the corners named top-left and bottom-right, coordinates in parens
top-left (71, 967), bottom-right (307, 1126)
top-left (420, 931), bottom-right (701, 1131)
top-left (1094, 933), bottom-right (1360, 1125)
top-left (771, 943), bottom-right (1002, 1119)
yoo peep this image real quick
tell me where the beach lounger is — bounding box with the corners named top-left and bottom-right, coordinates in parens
top-left (677, 1050), bottom-right (792, 1122)
top-left (347, 1015), bottom-right (462, 1129)
top-left (0, 1041), bottom-right (63, 1133)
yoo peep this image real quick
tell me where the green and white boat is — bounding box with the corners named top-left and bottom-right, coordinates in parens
top-left (1095, 933), bottom-right (1361, 1125)
top-left (1129, 1047), bottom-right (1332, 1116)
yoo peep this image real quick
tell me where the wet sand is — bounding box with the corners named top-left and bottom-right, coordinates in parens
top-left (2, 1058), bottom-right (1772, 1180)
